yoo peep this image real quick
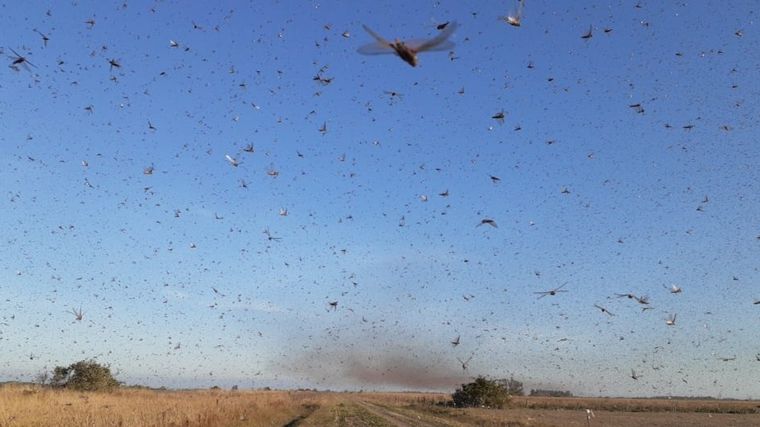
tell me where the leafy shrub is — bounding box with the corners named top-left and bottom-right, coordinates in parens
top-left (50, 360), bottom-right (120, 391)
top-left (452, 376), bottom-right (510, 408)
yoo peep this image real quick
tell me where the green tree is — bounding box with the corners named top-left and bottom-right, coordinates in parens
top-left (452, 376), bottom-right (511, 408)
top-left (50, 360), bottom-right (120, 391)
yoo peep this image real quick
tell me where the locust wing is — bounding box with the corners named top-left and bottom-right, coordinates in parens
top-left (357, 25), bottom-right (395, 55)
top-left (412, 21), bottom-right (458, 52)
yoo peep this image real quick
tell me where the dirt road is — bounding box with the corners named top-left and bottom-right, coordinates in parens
top-left (288, 397), bottom-right (760, 427)
top-left (352, 399), bottom-right (464, 427)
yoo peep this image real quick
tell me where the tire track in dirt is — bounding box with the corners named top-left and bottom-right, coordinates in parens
top-left (282, 403), bottom-right (320, 426)
top-left (354, 400), bottom-right (463, 427)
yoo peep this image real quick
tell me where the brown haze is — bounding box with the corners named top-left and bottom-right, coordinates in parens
top-left (286, 347), bottom-right (471, 390)
top-left (343, 353), bottom-right (469, 389)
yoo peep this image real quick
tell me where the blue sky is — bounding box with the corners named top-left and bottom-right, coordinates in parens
top-left (1, 0), bottom-right (759, 398)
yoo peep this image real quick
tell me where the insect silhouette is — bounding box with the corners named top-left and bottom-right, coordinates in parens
top-left (358, 22), bottom-right (458, 67)
top-left (108, 58), bottom-right (121, 71)
top-left (225, 154), bottom-right (240, 167)
top-left (477, 218), bottom-right (498, 228)
top-left (581, 25), bottom-right (593, 39)
top-left (263, 228), bottom-right (281, 241)
top-left (665, 284), bottom-right (682, 294)
top-left (71, 306), bottom-right (84, 321)
top-left (33, 29), bottom-right (50, 47)
top-left (8, 48), bottom-right (36, 71)
top-left (615, 292), bottom-right (649, 305)
top-left (500, 0), bottom-right (525, 27)
top-left (535, 282), bottom-right (568, 299)
top-left (594, 304), bottom-right (614, 316)
top-left (665, 313), bottom-right (677, 326)
top-left (615, 292), bottom-right (637, 300)
top-left (457, 354), bottom-right (473, 370)
top-left (384, 90), bottom-right (403, 103)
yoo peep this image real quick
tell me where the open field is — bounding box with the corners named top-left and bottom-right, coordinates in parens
top-left (0, 385), bottom-right (758, 426)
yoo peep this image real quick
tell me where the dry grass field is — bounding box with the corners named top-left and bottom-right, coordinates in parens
top-left (0, 385), bottom-right (325, 427)
top-left (0, 384), bottom-right (758, 426)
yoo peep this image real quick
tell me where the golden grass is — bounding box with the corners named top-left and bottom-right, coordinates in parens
top-left (355, 394), bottom-right (760, 427)
top-left (355, 392), bottom-right (760, 414)
top-left (508, 395), bottom-right (760, 414)
top-left (0, 384), bottom-right (326, 427)
top-left (1, 385), bottom-right (758, 427)
top-left (351, 391), bottom-right (450, 406)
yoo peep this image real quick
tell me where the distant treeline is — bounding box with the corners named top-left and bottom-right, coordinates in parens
top-left (530, 389), bottom-right (574, 397)
top-left (652, 396), bottom-right (739, 401)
